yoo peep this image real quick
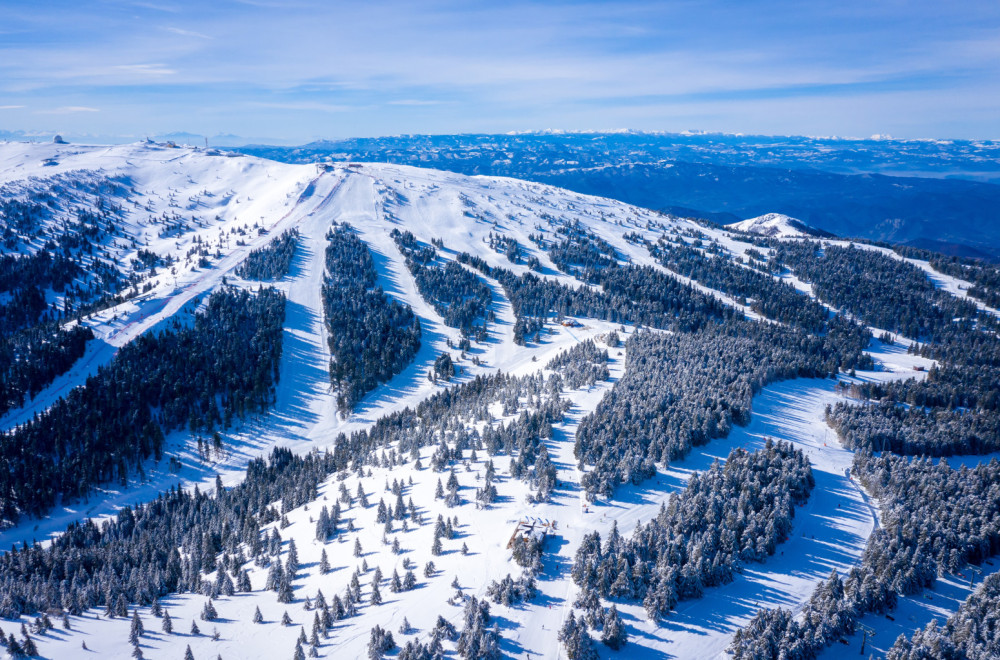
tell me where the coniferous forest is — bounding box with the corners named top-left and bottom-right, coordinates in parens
top-left (730, 451), bottom-right (1000, 660)
top-left (391, 229), bottom-right (493, 340)
top-left (0, 336), bottom-right (607, 620)
top-left (3, 147), bottom-right (1000, 659)
top-left (886, 572), bottom-right (1000, 660)
top-left (235, 228), bottom-right (300, 281)
top-left (650, 239), bottom-right (830, 332)
top-left (573, 440), bottom-right (813, 620)
top-left (0, 287), bottom-right (285, 525)
top-left (575, 320), bottom-right (869, 499)
top-left (323, 224), bottom-right (421, 414)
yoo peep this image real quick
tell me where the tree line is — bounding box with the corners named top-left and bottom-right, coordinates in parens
top-left (391, 229), bottom-right (492, 340)
top-left (827, 397), bottom-right (1000, 456)
top-left (235, 228), bottom-right (300, 280)
top-left (574, 320), bottom-right (869, 500)
top-left (886, 571), bottom-right (1000, 660)
top-left (772, 241), bottom-right (988, 342)
top-left (650, 239), bottom-right (830, 332)
top-left (0, 287), bottom-right (285, 525)
top-left (0, 332), bottom-right (609, 619)
top-left (730, 451), bottom-right (1000, 660)
top-left (894, 244), bottom-right (1000, 311)
top-left (538, 220), bottom-right (620, 282)
top-left (457, 252), bottom-right (737, 345)
top-left (571, 440), bottom-right (813, 626)
top-left (323, 223), bottom-right (421, 414)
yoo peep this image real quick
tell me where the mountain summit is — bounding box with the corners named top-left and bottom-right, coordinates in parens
top-left (727, 212), bottom-right (834, 238)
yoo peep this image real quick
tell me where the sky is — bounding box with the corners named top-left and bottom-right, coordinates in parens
top-left (1, 0), bottom-right (998, 144)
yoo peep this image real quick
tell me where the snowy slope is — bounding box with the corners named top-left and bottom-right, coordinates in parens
top-left (727, 212), bottom-right (829, 238)
top-left (0, 141), bottom-right (990, 660)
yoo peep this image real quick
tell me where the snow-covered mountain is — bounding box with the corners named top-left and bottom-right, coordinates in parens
top-left (238, 132), bottom-right (1000, 259)
top-left (0, 141), bottom-right (998, 660)
top-left (727, 212), bottom-right (833, 238)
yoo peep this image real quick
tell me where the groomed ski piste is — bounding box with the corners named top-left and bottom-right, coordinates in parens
top-left (0, 141), bottom-right (992, 659)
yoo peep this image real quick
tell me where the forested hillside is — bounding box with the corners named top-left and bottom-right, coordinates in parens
top-left (0, 287), bottom-right (285, 524)
top-left (323, 223), bottom-right (421, 414)
top-left (0, 142), bottom-right (997, 660)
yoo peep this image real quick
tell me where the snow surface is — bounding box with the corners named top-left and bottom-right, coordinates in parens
top-left (0, 141), bottom-right (986, 659)
top-left (726, 213), bottom-right (820, 238)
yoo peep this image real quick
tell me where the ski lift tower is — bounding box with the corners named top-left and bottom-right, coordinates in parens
top-left (858, 624), bottom-right (876, 655)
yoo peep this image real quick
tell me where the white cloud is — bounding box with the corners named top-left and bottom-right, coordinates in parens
top-left (388, 99), bottom-right (446, 106)
top-left (37, 106), bottom-right (100, 114)
top-left (0, 105), bottom-right (24, 110)
top-left (249, 101), bottom-right (354, 112)
top-left (165, 26), bottom-right (212, 40)
top-left (114, 63), bottom-right (177, 76)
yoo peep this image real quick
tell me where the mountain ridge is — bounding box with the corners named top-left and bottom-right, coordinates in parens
top-left (0, 141), bottom-right (998, 659)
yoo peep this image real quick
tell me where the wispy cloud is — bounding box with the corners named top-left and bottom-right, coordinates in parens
top-left (0, 105), bottom-right (24, 110)
top-left (388, 99), bottom-right (446, 106)
top-left (37, 106), bottom-right (100, 114)
top-left (127, 1), bottom-right (181, 13)
top-left (164, 26), bottom-right (211, 40)
top-left (114, 64), bottom-right (177, 76)
top-left (1, 0), bottom-right (997, 139)
top-left (249, 101), bottom-right (354, 113)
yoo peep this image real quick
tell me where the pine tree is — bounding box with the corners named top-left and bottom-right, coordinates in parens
top-left (601, 605), bottom-right (628, 650)
top-left (287, 539), bottom-right (300, 576)
top-left (21, 633), bottom-right (38, 656)
top-left (162, 609), bottom-right (173, 634)
top-left (319, 549), bottom-right (331, 574)
top-left (238, 570), bottom-right (253, 592)
top-left (184, 645), bottom-right (195, 660)
top-left (316, 506), bottom-right (330, 542)
top-left (201, 598), bottom-right (218, 621)
top-left (278, 574), bottom-right (295, 603)
top-left (265, 559), bottom-right (285, 591)
top-left (129, 609), bottom-right (143, 644)
top-left (253, 606), bottom-right (263, 624)
top-left (191, 620), bottom-right (200, 635)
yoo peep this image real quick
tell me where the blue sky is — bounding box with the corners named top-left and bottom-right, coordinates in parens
top-left (1, 0), bottom-right (998, 142)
